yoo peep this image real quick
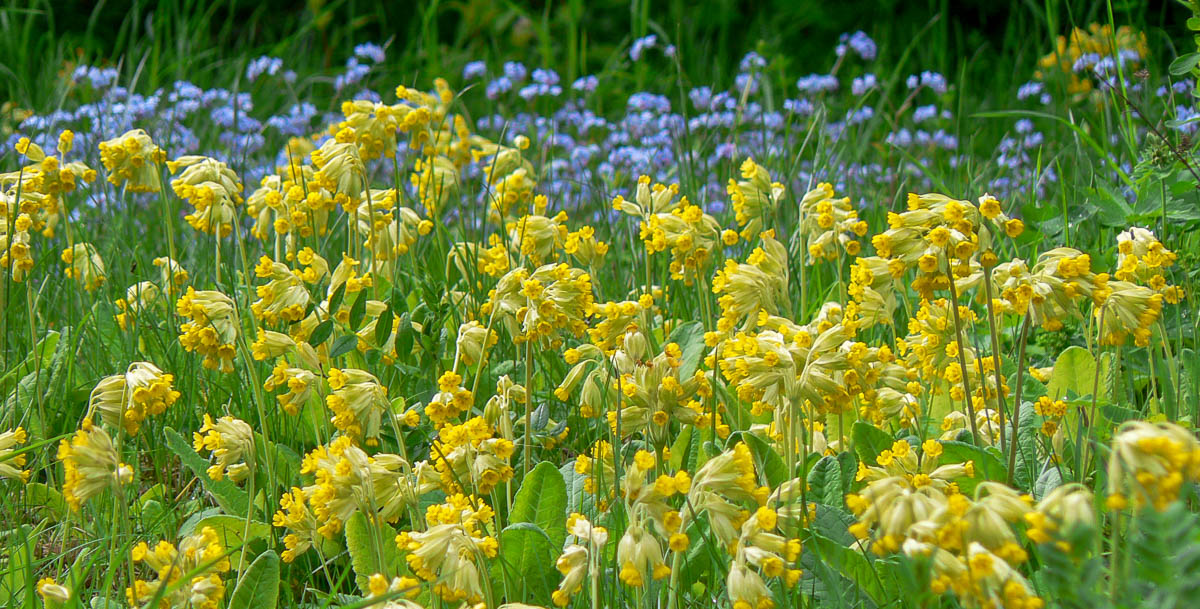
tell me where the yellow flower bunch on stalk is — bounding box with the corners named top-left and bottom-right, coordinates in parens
top-left (88, 361), bottom-right (181, 435)
top-left (126, 527), bottom-right (231, 609)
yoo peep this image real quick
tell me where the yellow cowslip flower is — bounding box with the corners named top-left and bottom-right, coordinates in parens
top-left (711, 234), bottom-right (791, 331)
top-left (115, 281), bottom-right (161, 331)
top-left (58, 419), bottom-right (133, 511)
top-left (1107, 421), bottom-right (1200, 512)
top-left (508, 211), bottom-right (568, 265)
top-left (310, 128), bottom-right (366, 208)
top-left (456, 320), bottom-right (497, 366)
top-left (176, 287), bottom-right (239, 373)
top-left (61, 242), bottom-right (106, 292)
top-left (616, 518), bottom-right (670, 587)
top-left (640, 199), bottom-right (722, 284)
top-left (474, 139), bottom-right (537, 222)
top-left (0, 427), bottom-right (30, 481)
top-left (489, 263), bottom-right (594, 346)
top-left (152, 255), bottom-right (189, 288)
top-left (98, 129), bottom-right (166, 192)
top-left (1115, 227), bottom-right (1183, 303)
top-left (430, 416), bottom-right (515, 495)
top-left (395, 497), bottom-right (499, 604)
top-left (303, 436), bottom-right (429, 538)
top-left (564, 224), bottom-right (609, 268)
top-left (727, 158), bottom-right (784, 239)
top-left (126, 527), bottom-right (230, 609)
top-left (264, 361), bottom-right (319, 415)
top-left (339, 99), bottom-right (404, 160)
top-left (799, 182), bottom-right (865, 262)
top-left (88, 362), bottom-right (181, 435)
top-left (193, 414), bottom-right (256, 482)
top-left (273, 486), bottom-right (321, 562)
top-left (326, 368), bottom-right (390, 446)
top-left (37, 577), bottom-right (71, 607)
top-left (553, 513), bottom-right (609, 606)
top-left (168, 155), bottom-right (244, 236)
top-left (411, 154), bottom-right (461, 214)
top-left (251, 255), bottom-right (310, 324)
top-left (1097, 280), bottom-right (1163, 347)
top-left (0, 211), bottom-right (35, 282)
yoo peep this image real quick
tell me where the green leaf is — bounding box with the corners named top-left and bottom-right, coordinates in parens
top-left (327, 282), bottom-right (347, 314)
top-left (309, 319), bottom-right (334, 347)
top-left (851, 421), bottom-right (893, 466)
top-left (1033, 466), bottom-right (1063, 500)
top-left (349, 292), bottom-right (368, 330)
top-left (163, 427), bottom-right (249, 517)
top-left (806, 531), bottom-right (883, 605)
top-left (375, 306), bottom-right (394, 345)
top-left (511, 462), bottom-right (568, 550)
top-left (1170, 52), bottom-right (1200, 76)
top-left (188, 515), bottom-right (271, 549)
top-left (493, 523), bottom-right (558, 603)
top-left (24, 483), bottom-right (69, 522)
top-left (559, 461), bottom-right (595, 517)
top-left (836, 451), bottom-right (858, 496)
top-left (939, 441), bottom-right (1007, 494)
top-left (1047, 346), bottom-right (1099, 401)
top-left (738, 432), bottom-right (788, 488)
top-left (666, 321), bottom-right (706, 379)
top-left (345, 512), bottom-right (401, 594)
top-left (330, 334), bottom-right (359, 359)
top-left (806, 456), bottom-right (844, 508)
top-left (228, 550), bottom-right (280, 609)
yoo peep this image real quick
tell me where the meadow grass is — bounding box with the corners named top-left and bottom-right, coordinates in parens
top-left (1, 2), bottom-right (1199, 609)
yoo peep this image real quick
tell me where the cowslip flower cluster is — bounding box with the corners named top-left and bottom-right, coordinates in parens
top-left (176, 287), bottom-right (240, 373)
top-left (88, 361), bottom-right (181, 435)
top-left (126, 527), bottom-right (231, 609)
top-left (57, 419), bottom-right (134, 511)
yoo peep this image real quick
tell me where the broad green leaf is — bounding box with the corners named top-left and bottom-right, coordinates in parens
top-left (851, 421), bottom-right (893, 466)
top-left (805, 531), bottom-right (883, 605)
top-left (1033, 466), bottom-right (1063, 500)
top-left (560, 461), bottom-right (595, 518)
top-left (24, 483), bottom-right (69, 522)
top-left (511, 462), bottom-right (568, 550)
top-left (345, 512), bottom-right (402, 594)
top-left (349, 291), bottom-right (368, 330)
top-left (738, 432), bottom-right (788, 488)
top-left (1170, 52), bottom-right (1200, 76)
top-left (938, 441), bottom-right (1007, 494)
top-left (806, 456), bottom-right (844, 508)
top-left (229, 550), bottom-right (280, 609)
top-left (836, 451), bottom-right (858, 496)
top-left (1047, 346), bottom-right (1099, 401)
top-left (666, 321), bottom-right (706, 379)
top-left (330, 334), bottom-right (359, 359)
top-left (374, 306), bottom-right (394, 345)
top-left (309, 319), bottom-right (334, 346)
top-left (493, 523), bottom-right (558, 604)
top-left (164, 427), bottom-right (249, 517)
top-left (189, 515), bottom-right (271, 549)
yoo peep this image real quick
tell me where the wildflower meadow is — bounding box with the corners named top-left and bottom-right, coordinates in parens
top-left (2, 2), bottom-right (1200, 609)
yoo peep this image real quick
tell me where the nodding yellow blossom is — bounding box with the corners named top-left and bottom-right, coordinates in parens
top-left (176, 287), bottom-right (239, 373)
top-left (564, 224), bottom-right (609, 267)
top-left (396, 494), bottom-right (499, 603)
top-left (1097, 280), bottom-right (1163, 347)
top-left (429, 416), bottom-right (515, 494)
top-left (326, 368), bottom-right (391, 446)
top-left (115, 281), bottom-right (161, 330)
top-left (366, 573), bottom-right (422, 607)
top-left (168, 156), bottom-right (244, 236)
top-left (508, 211), bottom-right (569, 265)
top-left (990, 248), bottom-right (1108, 331)
top-left (0, 427), bottom-right (30, 481)
top-left (152, 255), bottom-right (189, 288)
top-left (456, 320), bottom-right (497, 366)
top-left (265, 361), bottom-right (320, 415)
top-left (61, 242), bottom-right (106, 291)
top-left (88, 362), bottom-right (181, 435)
top-left (192, 414), bottom-right (256, 483)
top-left (311, 128), bottom-right (366, 207)
top-left (727, 158), bottom-right (784, 239)
top-left (411, 155), bottom-right (461, 214)
top-left (640, 198), bottom-right (722, 283)
top-left (251, 255), bottom-right (310, 324)
top-left (37, 577), bottom-right (71, 607)
top-left (617, 517), bottom-right (671, 587)
top-left (126, 527), bottom-right (230, 609)
top-left (1115, 227), bottom-right (1182, 303)
top-left (799, 182), bottom-right (864, 262)
top-left (1107, 421), bottom-right (1200, 512)
top-left (475, 139), bottom-right (537, 222)
top-left (0, 210), bottom-right (36, 281)
top-left (1025, 484), bottom-right (1095, 551)
top-left (274, 486), bottom-right (321, 562)
top-left (98, 129), bottom-right (166, 192)
top-left (489, 263), bottom-right (593, 346)
top-left (554, 514), bottom-right (609, 606)
top-left (712, 234), bottom-right (791, 331)
top-left (300, 436), bottom-right (430, 540)
top-left (58, 419), bottom-right (134, 511)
